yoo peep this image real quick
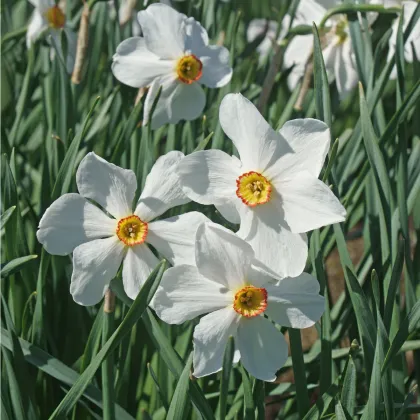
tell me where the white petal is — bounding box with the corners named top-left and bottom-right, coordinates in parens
top-left (184, 17), bottom-right (209, 52)
top-left (295, 0), bottom-right (328, 23)
top-left (193, 307), bottom-right (241, 377)
top-left (334, 39), bottom-right (359, 99)
top-left (215, 201), bottom-right (240, 224)
top-left (219, 93), bottom-right (293, 171)
top-left (238, 207), bottom-right (308, 278)
top-left (76, 152), bottom-right (137, 219)
top-left (147, 212), bottom-right (209, 265)
top-left (112, 37), bottom-right (174, 88)
top-left (70, 236), bottom-right (125, 306)
top-left (265, 273), bottom-right (325, 328)
top-left (268, 119), bottom-right (330, 178)
top-left (283, 34), bottom-right (312, 77)
top-left (29, 0), bottom-right (54, 11)
top-left (176, 149), bottom-right (241, 205)
top-left (199, 45), bottom-right (232, 88)
top-left (237, 316), bottom-right (288, 381)
top-left (135, 151), bottom-right (189, 221)
top-left (37, 193), bottom-right (116, 256)
top-left (122, 244), bottom-right (159, 300)
top-left (196, 222), bottom-right (254, 291)
top-left (26, 10), bottom-right (47, 48)
top-left (277, 171), bottom-right (346, 233)
top-left (152, 265), bottom-right (233, 324)
top-left (144, 75), bottom-right (206, 129)
top-left (137, 3), bottom-right (186, 59)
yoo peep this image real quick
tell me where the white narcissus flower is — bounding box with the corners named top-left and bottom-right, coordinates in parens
top-left (37, 151), bottom-right (209, 306)
top-left (283, 0), bottom-right (362, 98)
top-left (112, 3), bottom-right (232, 129)
top-left (153, 222), bottom-right (325, 381)
top-left (26, 0), bottom-right (77, 74)
top-left (177, 93), bottom-right (346, 277)
top-left (387, 1), bottom-right (420, 79)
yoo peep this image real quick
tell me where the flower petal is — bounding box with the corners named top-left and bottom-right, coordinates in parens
top-left (147, 211), bottom-right (209, 265)
top-left (76, 152), bottom-right (137, 219)
top-left (237, 316), bottom-right (288, 381)
top-left (144, 75), bottom-right (206, 129)
top-left (219, 93), bottom-right (293, 171)
top-left (152, 265), bottom-right (233, 324)
top-left (199, 45), bottom-right (232, 88)
top-left (215, 201), bottom-right (240, 224)
top-left (266, 118), bottom-right (330, 179)
top-left (284, 35), bottom-right (312, 90)
top-left (334, 39), bottom-right (358, 99)
top-left (184, 17), bottom-right (209, 51)
top-left (238, 207), bottom-right (308, 278)
top-left (176, 149), bottom-right (241, 205)
top-left (193, 307), bottom-right (241, 378)
top-left (137, 3), bottom-right (186, 59)
top-left (265, 273), bottom-right (325, 328)
top-left (196, 222), bottom-right (254, 291)
top-left (275, 171), bottom-right (346, 233)
top-left (37, 193), bottom-right (116, 256)
top-left (112, 37), bottom-right (174, 88)
top-left (135, 151), bottom-right (189, 221)
top-left (122, 244), bottom-right (159, 300)
top-left (26, 10), bottom-right (47, 48)
top-left (70, 236), bottom-right (125, 306)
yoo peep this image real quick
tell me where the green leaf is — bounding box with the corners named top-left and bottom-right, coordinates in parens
top-left (312, 23), bottom-right (332, 128)
top-left (289, 328), bottom-right (310, 417)
top-left (0, 329), bottom-right (134, 420)
top-left (240, 365), bottom-right (254, 420)
top-left (48, 260), bottom-right (166, 419)
top-left (341, 355), bottom-right (356, 416)
top-left (166, 353), bottom-right (193, 420)
top-left (51, 96), bottom-right (101, 200)
top-left (218, 337), bottom-right (234, 420)
top-left (1, 255), bottom-right (38, 279)
top-left (0, 206), bottom-right (16, 230)
top-left (382, 300), bottom-right (420, 373)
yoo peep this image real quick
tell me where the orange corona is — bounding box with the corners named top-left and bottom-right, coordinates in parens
top-left (45, 5), bottom-right (66, 29)
top-left (236, 171), bottom-right (272, 207)
top-left (233, 285), bottom-right (268, 317)
top-left (176, 55), bottom-right (203, 84)
top-left (116, 215), bottom-right (148, 246)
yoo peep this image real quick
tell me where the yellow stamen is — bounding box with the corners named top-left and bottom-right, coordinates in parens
top-left (176, 55), bottom-right (203, 84)
top-left (116, 215), bottom-right (148, 246)
top-left (45, 6), bottom-right (66, 29)
top-left (236, 171), bottom-right (272, 207)
top-left (233, 285), bottom-right (267, 317)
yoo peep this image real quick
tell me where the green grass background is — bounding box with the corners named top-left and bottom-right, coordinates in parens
top-left (1, 0), bottom-right (420, 419)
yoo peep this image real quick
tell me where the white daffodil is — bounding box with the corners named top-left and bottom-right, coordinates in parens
top-left (283, 0), bottom-right (363, 98)
top-left (37, 151), bottom-right (208, 306)
top-left (387, 1), bottom-right (420, 78)
top-left (26, 0), bottom-right (77, 74)
top-left (112, 3), bottom-right (232, 129)
top-left (153, 222), bottom-right (325, 381)
top-left (177, 93), bottom-right (346, 277)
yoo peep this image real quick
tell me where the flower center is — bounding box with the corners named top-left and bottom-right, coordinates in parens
top-left (45, 5), bottom-right (66, 29)
top-left (236, 171), bottom-right (272, 207)
top-left (334, 19), bottom-right (348, 44)
top-left (233, 285), bottom-right (267, 317)
top-left (116, 215), bottom-right (148, 246)
top-left (176, 55), bottom-right (203, 84)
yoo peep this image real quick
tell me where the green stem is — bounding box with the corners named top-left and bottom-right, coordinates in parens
top-left (319, 5), bottom-right (401, 28)
top-left (289, 329), bottom-right (310, 418)
top-left (102, 289), bottom-right (116, 420)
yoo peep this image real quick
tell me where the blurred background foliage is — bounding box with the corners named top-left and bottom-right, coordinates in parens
top-left (1, 0), bottom-right (420, 419)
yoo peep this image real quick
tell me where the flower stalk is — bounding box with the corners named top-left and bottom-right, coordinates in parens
top-left (102, 288), bottom-right (116, 420)
top-left (71, 2), bottom-right (90, 84)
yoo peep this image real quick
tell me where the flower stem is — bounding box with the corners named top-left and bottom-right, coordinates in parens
top-left (102, 289), bottom-right (116, 420)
